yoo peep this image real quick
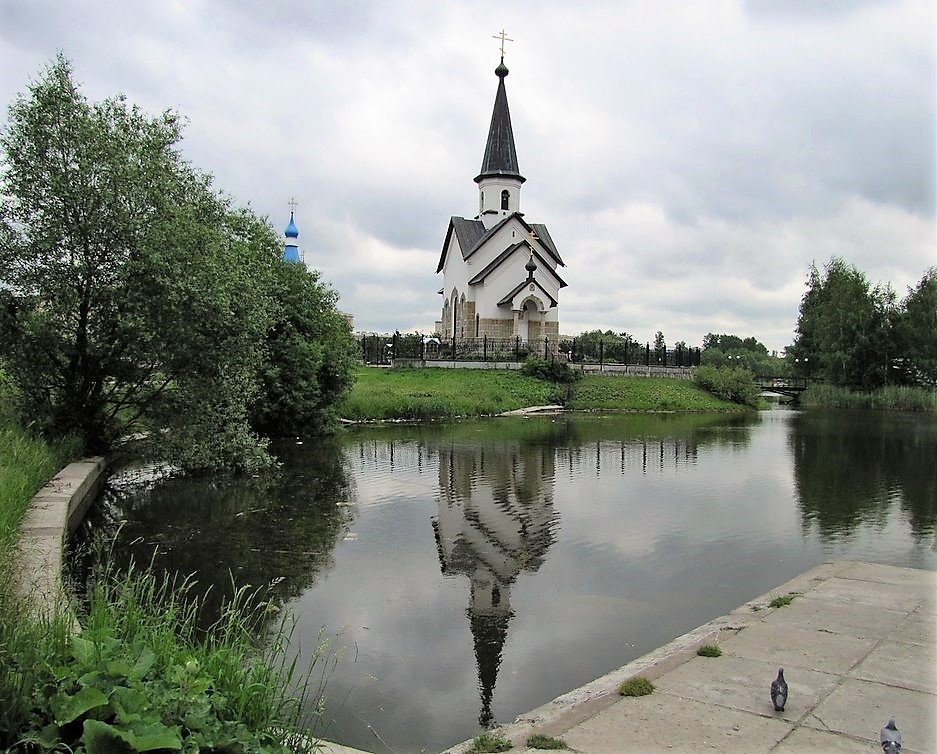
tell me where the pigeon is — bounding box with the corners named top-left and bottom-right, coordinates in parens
top-left (880, 718), bottom-right (901, 753)
top-left (770, 668), bottom-right (788, 712)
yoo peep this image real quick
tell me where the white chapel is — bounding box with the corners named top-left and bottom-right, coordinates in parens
top-left (435, 54), bottom-right (566, 342)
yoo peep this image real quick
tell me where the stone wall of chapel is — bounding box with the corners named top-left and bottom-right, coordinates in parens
top-left (475, 317), bottom-right (515, 339)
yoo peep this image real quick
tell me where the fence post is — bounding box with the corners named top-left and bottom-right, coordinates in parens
top-left (572, 337), bottom-right (577, 363)
top-left (544, 337), bottom-right (549, 360)
top-left (421, 335), bottom-right (426, 362)
top-left (515, 336), bottom-right (520, 362)
top-left (599, 340), bottom-right (604, 369)
top-left (483, 335), bottom-right (487, 362)
top-left (645, 343), bottom-right (650, 367)
top-left (452, 334), bottom-right (456, 362)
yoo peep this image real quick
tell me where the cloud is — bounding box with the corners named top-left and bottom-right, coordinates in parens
top-left (1, 0), bottom-right (932, 352)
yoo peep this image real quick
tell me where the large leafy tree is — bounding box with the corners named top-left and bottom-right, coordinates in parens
top-left (0, 55), bottom-right (283, 470)
top-left (789, 258), bottom-right (894, 389)
top-left (251, 261), bottom-right (357, 437)
top-left (894, 267), bottom-right (937, 386)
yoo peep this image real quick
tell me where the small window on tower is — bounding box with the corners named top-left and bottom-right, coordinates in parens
top-left (501, 190), bottom-right (510, 210)
top-left (480, 191), bottom-right (484, 212)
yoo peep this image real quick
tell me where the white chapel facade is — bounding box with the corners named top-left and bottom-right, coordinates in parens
top-left (435, 56), bottom-right (566, 342)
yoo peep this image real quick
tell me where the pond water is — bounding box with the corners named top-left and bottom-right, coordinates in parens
top-left (84, 408), bottom-right (937, 754)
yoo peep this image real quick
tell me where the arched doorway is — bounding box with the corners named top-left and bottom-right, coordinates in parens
top-left (518, 297), bottom-right (541, 341)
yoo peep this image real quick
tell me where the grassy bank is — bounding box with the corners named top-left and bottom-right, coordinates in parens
top-left (339, 366), bottom-right (746, 419)
top-left (570, 375), bottom-right (743, 411)
top-left (339, 366), bottom-right (567, 419)
top-left (0, 407), bottom-right (325, 751)
top-left (801, 383), bottom-right (937, 412)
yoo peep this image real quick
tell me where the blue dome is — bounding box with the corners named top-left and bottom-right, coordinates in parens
top-left (284, 212), bottom-right (299, 238)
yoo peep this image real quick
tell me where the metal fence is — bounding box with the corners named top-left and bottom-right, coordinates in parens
top-left (360, 334), bottom-right (701, 368)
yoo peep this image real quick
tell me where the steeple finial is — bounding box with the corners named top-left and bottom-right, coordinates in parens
top-left (493, 29), bottom-right (513, 59)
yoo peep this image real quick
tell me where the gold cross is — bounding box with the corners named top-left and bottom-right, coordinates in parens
top-left (528, 229), bottom-right (539, 247)
top-left (493, 29), bottom-right (514, 58)
top-left (288, 197), bottom-right (297, 213)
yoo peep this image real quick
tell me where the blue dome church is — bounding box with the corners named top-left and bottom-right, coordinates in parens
top-left (283, 204), bottom-right (302, 263)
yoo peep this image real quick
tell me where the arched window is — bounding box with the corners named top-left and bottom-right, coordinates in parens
top-left (501, 189), bottom-right (510, 210)
top-left (480, 191), bottom-right (484, 213)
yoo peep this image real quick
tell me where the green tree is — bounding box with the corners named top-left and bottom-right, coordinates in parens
top-left (895, 267), bottom-right (937, 386)
top-left (653, 331), bottom-right (666, 363)
top-left (789, 258), bottom-right (893, 389)
top-left (250, 261), bottom-right (357, 437)
top-left (701, 333), bottom-right (781, 376)
top-left (0, 55), bottom-right (280, 470)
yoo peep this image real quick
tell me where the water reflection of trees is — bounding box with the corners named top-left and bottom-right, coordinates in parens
top-left (791, 411), bottom-right (937, 541)
top-left (83, 438), bottom-right (354, 627)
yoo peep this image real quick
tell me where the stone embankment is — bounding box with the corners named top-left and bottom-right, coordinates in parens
top-left (13, 456), bottom-right (107, 620)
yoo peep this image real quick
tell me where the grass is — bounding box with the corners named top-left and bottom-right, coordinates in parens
top-left (339, 366), bottom-right (565, 420)
top-left (340, 366), bottom-right (745, 420)
top-left (568, 375), bottom-right (744, 411)
top-left (618, 676), bottom-right (655, 697)
top-left (769, 593), bottom-right (797, 608)
top-left (471, 732), bottom-right (513, 752)
top-left (697, 644), bottom-right (722, 657)
top-left (802, 383), bottom-right (937, 412)
top-left (527, 733), bottom-right (568, 749)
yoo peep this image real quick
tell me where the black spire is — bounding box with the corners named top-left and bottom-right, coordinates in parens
top-left (475, 58), bottom-right (525, 184)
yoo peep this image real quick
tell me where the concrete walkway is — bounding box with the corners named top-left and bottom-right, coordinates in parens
top-left (446, 560), bottom-right (936, 753)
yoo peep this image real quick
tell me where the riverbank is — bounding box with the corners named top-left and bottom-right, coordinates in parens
top-left (0, 414), bottom-right (343, 752)
top-left (338, 366), bottom-right (743, 420)
top-left (801, 383), bottom-right (936, 412)
top-left (447, 560), bottom-right (936, 754)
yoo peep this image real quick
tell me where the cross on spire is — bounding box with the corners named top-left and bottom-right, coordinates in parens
top-left (288, 197), bottom-right (297, 213)
top-left (492, 29), bottom-right (514, 59)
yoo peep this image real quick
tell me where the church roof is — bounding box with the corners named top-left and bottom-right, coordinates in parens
top-left (530, 223), bottom-right (561, 263)
top-left (498, 277), bottom-right (559, 309)
top-left (437, 213), bottom-right (564, 274)
top-left (467, 242), bottom-right (567, 288)
top-left (475, 59), bottom-right (525, 185)
top-left (437, 216), bottom-right (486, 273)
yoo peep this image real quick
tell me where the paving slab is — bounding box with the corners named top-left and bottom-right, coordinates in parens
top-left (894, 608), bottom-right (937, 646)
top-left (850, 638), bottom-right (937, 694)
top-left (807, 575), bottom-right (930, 612)
top-left (772, 726), bottom-right (880, 753)
top-left (803, 678), bottom-right (936, 754)
top-left (653, 654), bottom-right (840, 723)
top-left (761, 594), bottom-right (908, 640)
top-left (561, 693), bottom-right (791, 753)
top-left (718, 620), bottom-right (877, 675)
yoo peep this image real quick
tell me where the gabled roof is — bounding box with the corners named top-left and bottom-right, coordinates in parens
top-left (437, 216), bottom-right (486, 273)
top-left (468, 242), bottom-right (568, 288)
top-left (437, 213), bottom-right (564, 273)
top-left (475, 60), bottom-right (525, 184)
top-left (530, 224), bottom-right (561, 264)
top-left (497, 277), bottom-right (559, 309)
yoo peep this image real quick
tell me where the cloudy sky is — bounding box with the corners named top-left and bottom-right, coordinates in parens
top-left (2, 0), bottom-right (933, 351)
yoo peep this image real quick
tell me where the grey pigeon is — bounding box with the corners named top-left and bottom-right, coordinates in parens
top-left (880, 718), bottom-right (901, 753)
top-left (770, 668), bottom-right (788, 712)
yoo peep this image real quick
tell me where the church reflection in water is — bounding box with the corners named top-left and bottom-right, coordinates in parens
top-left (432, 438), bottom-right (558, 726)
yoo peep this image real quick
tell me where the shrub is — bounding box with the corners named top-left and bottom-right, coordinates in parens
top-left (618, 676), bottom-right (655, 697)
top-left (769, 593), bottom-right (797, 608)
top-left (521, 355), bottom-right (581, 385)
top-left (471, 732), bottom-right (513, 752)
top-left (693, 366), bottom-right (760, 407)
top-left (527, 733), bottom-right (568, 749)
top-left (697, 644), bottom-right (722, 657)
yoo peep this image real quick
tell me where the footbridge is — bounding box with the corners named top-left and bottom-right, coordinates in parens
top-left (757, 377), bottom-right (811, 400)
